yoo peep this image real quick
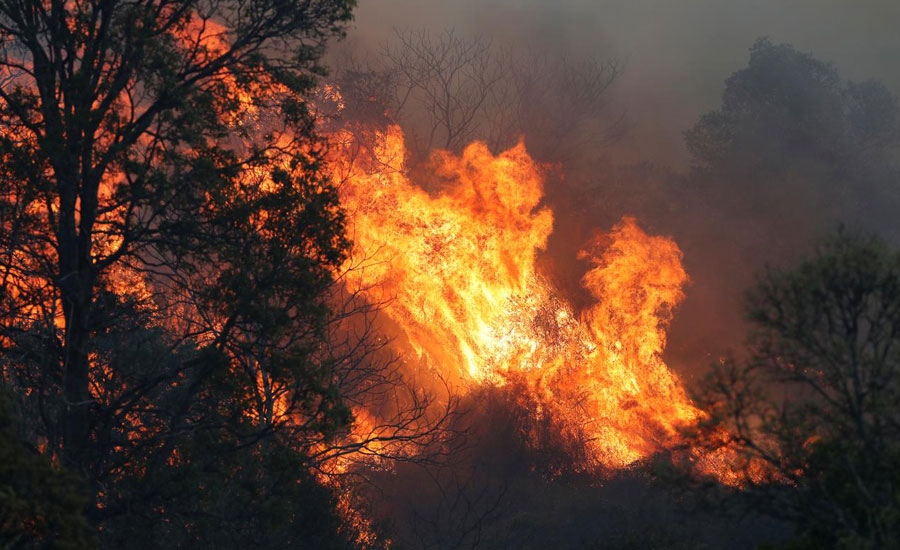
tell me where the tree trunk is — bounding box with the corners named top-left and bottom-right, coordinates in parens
top-left (62, 297), bottom-right (91, 473)
top-left (57, 170), bottom-right (96, 476)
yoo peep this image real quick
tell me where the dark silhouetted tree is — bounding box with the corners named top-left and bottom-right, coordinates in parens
top-left (685, 38), bottom-right (900, 244)
top-left (333, 28), bottom-right (624, 163)
top-left (0, 0), bottom-right (409, 546)
top-left (0, 387), bottom-right (95, 549)
top-left (692, 228), bottom-right (900, 549)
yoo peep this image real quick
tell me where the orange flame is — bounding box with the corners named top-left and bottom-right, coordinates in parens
top-left (332, 125), bottom-right (716, 471)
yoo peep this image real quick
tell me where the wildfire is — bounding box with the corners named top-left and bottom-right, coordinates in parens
top-left (331, 124), bottom-right (716, 471)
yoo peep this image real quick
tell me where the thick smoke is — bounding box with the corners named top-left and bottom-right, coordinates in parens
top-left (345, 0), bottom-right (900, 167)
top-left (333, 0), bottom-right (900, 375)
top-left (326, 2), bottom-right (900, 547)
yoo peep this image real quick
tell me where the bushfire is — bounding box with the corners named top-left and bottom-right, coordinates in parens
top-left (329, 124), bottom-right (740, 479)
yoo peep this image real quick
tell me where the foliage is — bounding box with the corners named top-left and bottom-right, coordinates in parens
top-left (685, 38), bottom-right (900, 229)
top-left (0, 388), bottom-right (95, 549)
top-left (100, 435), bottom-right (359, 549)
top-left (0, 0), bottom-right (381, 545)
top-left (692, 228), bottom-right (900, 548)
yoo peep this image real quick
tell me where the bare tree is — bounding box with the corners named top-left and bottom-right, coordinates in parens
top-left (384, 29), bottom-right (506, 155)
top-left (332, 28), bottom-right (624, 162)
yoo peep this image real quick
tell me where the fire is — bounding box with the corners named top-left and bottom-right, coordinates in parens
top-left (332, 125), bottom-right (712, 471)
top-left (337, 127), bottom-right (554, 383)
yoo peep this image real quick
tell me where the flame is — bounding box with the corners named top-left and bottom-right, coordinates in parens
top-left (331, 125), bottom-right (715, 471)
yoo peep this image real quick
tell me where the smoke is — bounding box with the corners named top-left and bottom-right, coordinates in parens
top-left (326, 3), bottom-right (900, 546)
top-left (329, 0), bottom-right (900, 377)
top-left (345, 0), bottom-right (900, 167)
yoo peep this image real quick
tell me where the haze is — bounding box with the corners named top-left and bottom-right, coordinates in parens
top-left (348, 0), bottom-right (900, 167)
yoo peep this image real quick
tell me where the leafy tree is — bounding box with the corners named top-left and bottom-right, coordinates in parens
top-left (100, 433), bottom-right (366, 549)
top-left (692, 228), bottom-right (900, 549)
top-left (0, 387), bottom-right (95, 549)
top-left (0, 0), bottom-right (396, 545)
top-left (662, 38), bottom-right (900, 374)
top-left (685, 38), bottom-right (900, 237)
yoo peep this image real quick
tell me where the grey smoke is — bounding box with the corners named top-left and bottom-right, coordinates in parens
top-left (334, 0), bottom-right (900, 374)
top-left (345, 0), bottom-right (900, 167)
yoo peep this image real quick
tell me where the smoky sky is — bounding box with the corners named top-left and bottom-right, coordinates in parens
top-left (345, 0), bottom-right (900, 167)
top-left (334, 1), bottom-right (900, 378)
top-left (331, 7), bottom-right (900, 543)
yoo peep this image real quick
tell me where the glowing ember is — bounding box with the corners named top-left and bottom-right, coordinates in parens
top-left (332, 125), bottom-right (711, 470)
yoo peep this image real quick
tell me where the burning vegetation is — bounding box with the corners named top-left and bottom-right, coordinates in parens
top-left (331, 122), bottom-right (719, 473)
top-left (2, 0), bottom-right (900, 549)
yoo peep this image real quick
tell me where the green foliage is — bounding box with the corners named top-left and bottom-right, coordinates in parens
top-left (0, 0), bottom-right (374, 547)
top-left (0, 389), bottom-right (95, 549)
top-left (693, 228), bottom-right (900, 549)
top-left (100, 434), bottom-right (356, 549)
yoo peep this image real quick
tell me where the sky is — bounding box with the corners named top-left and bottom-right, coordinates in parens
top-left (344, 0), bottom-right (900, 167)
top-left (335, 0), bottom-right (900, 376)
top-left (330, 5), bottom-right (900, 539)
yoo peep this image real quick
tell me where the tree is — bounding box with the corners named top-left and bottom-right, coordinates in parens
top-left (0, 0), bottom-right (389, 543)
top-left (685, 38), bottom-right (900, 241)
top-left (332, 28), bottom-right (624, 163)
top-left (691, 228), bottom-right (900, 549)
top-left (0, 387), bottom-right (95, 549)
top-left (663, 38), bottom-right (900, 374)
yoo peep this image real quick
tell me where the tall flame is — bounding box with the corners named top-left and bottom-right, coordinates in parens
top-left (333, 125), bottom-right (706, 469)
